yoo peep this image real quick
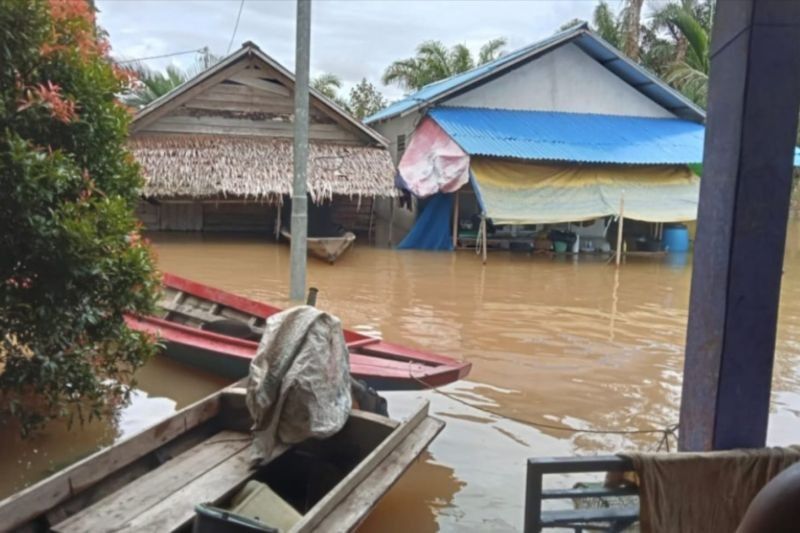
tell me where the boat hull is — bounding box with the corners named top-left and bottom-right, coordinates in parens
top-left (125, 273), bottom-right (471, 390)
top-left (0, 384), bottom-right (444, 532)
top-left (281, 229), bottom-right (356, 264)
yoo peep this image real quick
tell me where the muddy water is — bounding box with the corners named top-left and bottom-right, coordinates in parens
top-left (6, 226), bottom-right (800, 531)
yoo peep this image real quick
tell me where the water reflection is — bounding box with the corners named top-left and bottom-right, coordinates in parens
top-left (0, 357), bottom-right (230, 500)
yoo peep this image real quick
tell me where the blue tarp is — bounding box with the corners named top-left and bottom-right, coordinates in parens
top-left (397, 193), bottom-right (454, 251)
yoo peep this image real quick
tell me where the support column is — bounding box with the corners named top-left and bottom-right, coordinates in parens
top-left (679, 1), bottom-right (800, 451)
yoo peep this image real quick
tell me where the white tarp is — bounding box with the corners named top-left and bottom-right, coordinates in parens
top-left (246, 306), bottom-right (352, 464)
top-left (471, 158), bottom-right (700, 225)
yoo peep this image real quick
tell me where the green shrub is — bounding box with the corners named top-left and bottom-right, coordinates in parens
top-left (0, 0), bottom-right (160, 435)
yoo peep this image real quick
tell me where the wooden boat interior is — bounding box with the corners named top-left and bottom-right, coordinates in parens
top-left (1, 385), bottom-right (442, 533)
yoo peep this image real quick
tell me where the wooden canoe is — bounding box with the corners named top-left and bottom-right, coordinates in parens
top-left (125, 273), bottom-right (472, 390)
top-left (0, 384), bottom-right (444, 533)
top-left (280, 229), bottom-right (356, 264)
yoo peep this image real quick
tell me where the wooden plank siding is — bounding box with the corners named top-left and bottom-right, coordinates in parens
top-left (136, 69), bottom-right (359, 144)
top-left (202, 202), bottom-right (275, 233)
top-left (137, 198), bottom-right (375, 236)
top-left (331, 195), bottom-right (375, 237)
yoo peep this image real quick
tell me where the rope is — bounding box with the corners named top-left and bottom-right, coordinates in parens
top-left (407, 368), bottom-right (679, 450)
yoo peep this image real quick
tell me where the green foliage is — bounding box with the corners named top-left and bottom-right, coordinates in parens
top-left (311, 73), bottom-right (350, 110)
top-left (0, 0), bottom-right (160, 435)
top-left (382, 37), bottom-right (507, 92)
top-left (347, 78), bottom-right (386, 120)
top-left (125, 64), bottom-right (188, 108)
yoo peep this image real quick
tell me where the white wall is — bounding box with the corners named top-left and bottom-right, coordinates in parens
top-left (444, 43), bottom-right (675, 118)
top-left (371, 112), bottom-right (421, 164)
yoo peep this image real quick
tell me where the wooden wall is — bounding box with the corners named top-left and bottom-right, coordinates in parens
top-left (331, 195), bottom-right (375, 237)
top-left (137, 201), bottom-right (276, 233)
top-left (135, 64), bottom-right (362, 144)
top-left (137, 197), bottom-right (375, 238)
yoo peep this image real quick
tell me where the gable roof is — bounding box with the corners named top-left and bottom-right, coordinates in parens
top-left (428, 107), bottom-right (707, 165)
top-left (365, 24), bottom-right (705, 125)
top-left (132, 41), bottom-right (388, 147)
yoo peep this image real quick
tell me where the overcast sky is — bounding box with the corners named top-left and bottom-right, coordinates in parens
top-left (97, 0), bottom-right (616, 101)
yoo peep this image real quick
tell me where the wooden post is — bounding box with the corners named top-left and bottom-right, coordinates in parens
top-left (481, 216), bottom-right (487, 264)
top-left (615, 195), bottom-right (624, 267)
top-left (679, 1), bottom-right (800, 451)
top-left (452, 191), bottom-right (460, 249)
top-left (388, 200), bottom-right (395, 247)
top-left (274, 201), bottom-right (282, 241)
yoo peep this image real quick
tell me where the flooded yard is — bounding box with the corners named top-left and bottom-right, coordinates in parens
top-left (5, 226), bottom-right (800, 531)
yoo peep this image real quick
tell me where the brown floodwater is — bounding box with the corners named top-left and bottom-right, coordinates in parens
top-left (5, 226), bottom-right (800, 531)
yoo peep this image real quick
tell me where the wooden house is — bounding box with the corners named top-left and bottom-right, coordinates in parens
top-left (130, 42), bottom-right (396, 238)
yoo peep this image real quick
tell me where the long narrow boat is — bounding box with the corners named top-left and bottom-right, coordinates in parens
top-left (0, 384), bottom-right (444, 532)
top-left (125, 273), bottom-right (471, 390)
top-left (281, 228), bottom-right (356, 264)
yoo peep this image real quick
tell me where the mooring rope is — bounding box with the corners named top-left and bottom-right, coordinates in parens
top-left (407, 369), bottom-right (679, 452)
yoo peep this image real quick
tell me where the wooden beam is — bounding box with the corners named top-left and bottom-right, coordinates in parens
top-left (452, 191), bottom-right (460, 249)
top-left (679, 0), bottom-right (800, 451)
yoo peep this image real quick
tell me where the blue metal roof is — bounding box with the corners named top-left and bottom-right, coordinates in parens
top-left (365, 25), bottom-right (704, 124)
top-left (429, 107), bottom-right (704, 164)
top-left (429, 107), bottom-right (800, 166)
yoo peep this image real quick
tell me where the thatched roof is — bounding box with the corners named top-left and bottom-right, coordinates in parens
top-left (130, 135), bottom-right (398, 201)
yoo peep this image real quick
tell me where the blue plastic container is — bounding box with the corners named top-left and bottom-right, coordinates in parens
top-left (663, 225), bottom-right (690, 253)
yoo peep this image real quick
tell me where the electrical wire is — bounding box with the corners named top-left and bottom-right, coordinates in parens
top-left (226, 0), bottom-right (246, 55)
top-left (116, 49), bottom-right (205, 64)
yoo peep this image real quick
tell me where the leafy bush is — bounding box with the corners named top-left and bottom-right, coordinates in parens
top-left (0, 0), bottom-right (160, 435)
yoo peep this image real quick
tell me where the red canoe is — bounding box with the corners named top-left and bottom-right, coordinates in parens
top-left (125, 273), bottom-right (471, 390)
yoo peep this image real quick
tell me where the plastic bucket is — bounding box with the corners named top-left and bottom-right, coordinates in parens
top-left (663, 225), bottom-right (690, 253)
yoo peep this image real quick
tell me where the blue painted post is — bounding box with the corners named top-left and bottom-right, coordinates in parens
top-left (679, 1), bottom-right (800, 451)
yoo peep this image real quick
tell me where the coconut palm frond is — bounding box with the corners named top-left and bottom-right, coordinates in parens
top-left (667, 8), bottom-right (710, 73)
top-left (593, 1), bottom-right (622, 48)
top-left (665, 61), bottom-right (708, 106)
top-left (450, 44), bottom-right (475, 73)
top-left (478, 37), bottom-right (507, 65)
top-left (311, 73), bottom-right (343, 100)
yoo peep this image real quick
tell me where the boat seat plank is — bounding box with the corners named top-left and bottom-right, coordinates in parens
top-left (314, 416), bottom-right (445, 531)
top-left (116, 445), bottom-right (254, 533)
top-left (53, 430), bottom-right (250, 533)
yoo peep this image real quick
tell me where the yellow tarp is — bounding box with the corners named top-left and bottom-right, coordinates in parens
top-left (470, 158), bottom-right (700, 225)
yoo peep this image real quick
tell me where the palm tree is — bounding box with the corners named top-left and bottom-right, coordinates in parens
top-left (125, 64), bottom-right (188, 108)
top-left (655, 2), bottom-right (712, 106)
top-left (311, 73), bottom-right (342, 100)
top-left (311, 73), bottom-right (350, 109)
top-left (622, 0), bottom-right (645, 61)
top-left (382, 38), bottom-right (508, 92)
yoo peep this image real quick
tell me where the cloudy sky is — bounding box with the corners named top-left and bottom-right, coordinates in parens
top-left (97, 0), bottom-right (614, 101)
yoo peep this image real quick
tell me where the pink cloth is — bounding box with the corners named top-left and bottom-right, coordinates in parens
top-left (397, 117), bottom-right (470, 198)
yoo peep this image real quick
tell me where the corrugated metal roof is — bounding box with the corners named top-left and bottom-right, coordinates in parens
top-left (365, 25), bottom-right (704, 124)
top-left (429, 107), bottom-right (800, 166)
top-left (429, 107), bottom-right (706, 164)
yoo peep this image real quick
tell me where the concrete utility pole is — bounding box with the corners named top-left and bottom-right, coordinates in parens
top-left (289, 0), bottom-right (311, 302)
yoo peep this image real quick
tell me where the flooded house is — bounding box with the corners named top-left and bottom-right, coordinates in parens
top-left (364, 23), bottom-right (708, 256)
top-left (129, 42), bottom-right (396, 240)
